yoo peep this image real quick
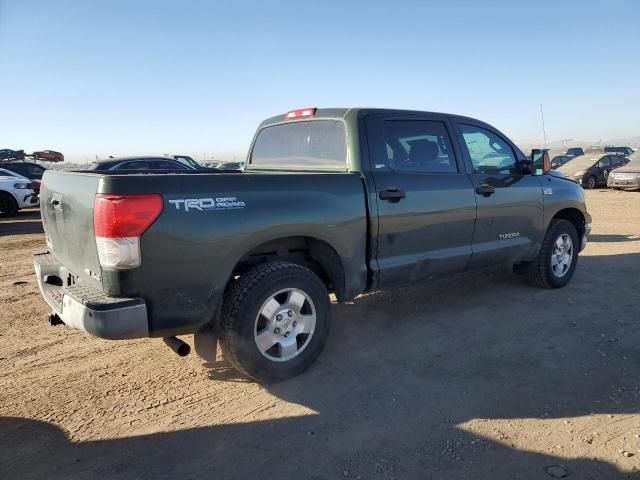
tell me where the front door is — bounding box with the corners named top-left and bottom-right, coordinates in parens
top-left (366, 114), bottom-right (477, 288)
top-left (453, 121), bottom-right (544, 268)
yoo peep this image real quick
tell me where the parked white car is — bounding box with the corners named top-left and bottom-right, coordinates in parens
top-left (0, 175), bottom-right (39, 217)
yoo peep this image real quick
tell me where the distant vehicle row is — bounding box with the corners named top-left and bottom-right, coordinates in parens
top-left (91, 156), bottom-right (243, 171)
top-left (0, 149), bottom-right (64, 162)
top-left (556, 153), bottom-right (630, 189)
top-left (547, 145), bottom-right (635, 170)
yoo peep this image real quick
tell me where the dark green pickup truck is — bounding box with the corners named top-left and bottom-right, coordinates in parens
top-left (34, 108), bottom-right (591, 382)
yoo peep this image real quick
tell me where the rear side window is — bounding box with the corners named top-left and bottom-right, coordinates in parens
top-left (7, 165), bottom-right (27, 175)
top-left (27, 165), bottom-right (45, 178)
top-left (250, 120), bottom-right (347, 170)
top-left (118, 161), bottom-right (150, 170)
top-left (155, 160), bottom-right (186, 169)
top-left (382, 120), bottom-right (457, 173)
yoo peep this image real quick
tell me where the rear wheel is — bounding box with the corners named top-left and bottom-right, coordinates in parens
top-left (219, 261), bottom-right (331, 383)
top-left (0, 192), bottom-right (18, 217)
top-left (526, 219), bottom-right (579, 289)
top-left (584, 176), bottom-right (596, 189)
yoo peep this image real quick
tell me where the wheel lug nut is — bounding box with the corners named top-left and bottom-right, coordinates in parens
top-left (293, 321), bottom-right (297, 327)
top-left (284, 332), bottom-right (290, 337)
top-left (276, 314), bottom-right (282, 321)
top-left (287, 310), bottom-right (293, 317)
top-left (274, 328), bottom-right (281, 334)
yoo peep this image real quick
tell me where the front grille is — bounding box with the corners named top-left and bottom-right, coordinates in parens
top-left (613, 174), bottom-right (638, 180)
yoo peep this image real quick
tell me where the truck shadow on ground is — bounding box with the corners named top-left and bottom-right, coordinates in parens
top-left (589, 233), bottom-right (640, 243)
top-left (0, 209), bottom-right (43, 237)
top-left (2, 251), bottom-right (640, 479)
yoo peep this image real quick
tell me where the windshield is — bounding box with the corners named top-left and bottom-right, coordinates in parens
top-left (558, 155), bottom-right (600, 174)
top-left (250, 120), bottom-right (347, 170)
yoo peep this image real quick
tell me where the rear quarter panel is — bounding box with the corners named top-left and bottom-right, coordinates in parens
top-left (99, 172), bottom-right (368, 337)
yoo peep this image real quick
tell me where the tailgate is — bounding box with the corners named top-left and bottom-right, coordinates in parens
top-left (40, 171), bottom-right (103, 289)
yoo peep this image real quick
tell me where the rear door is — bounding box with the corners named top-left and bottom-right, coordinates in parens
top-left (608, 155), bottom-right (626, 175)
top-left (596, 156), bottom-right (613, 183)
top-left (452, 120), bottom-right (544, 267)
top-left (365, 113), bottom-right (477, 287)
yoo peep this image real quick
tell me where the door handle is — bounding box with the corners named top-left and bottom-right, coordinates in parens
top-left (475, 184), bottom-right (495, 197)
top-left (379, 187), bottom-right (406, 202)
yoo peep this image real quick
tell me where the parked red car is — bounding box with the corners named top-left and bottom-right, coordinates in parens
top-left (33, 150), bottom-right (64, 162)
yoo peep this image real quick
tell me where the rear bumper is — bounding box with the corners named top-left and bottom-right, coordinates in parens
top-left (33, 252), bottom-right (149, 340)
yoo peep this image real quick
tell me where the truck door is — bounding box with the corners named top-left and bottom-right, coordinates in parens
top-left (365, 114), bottom-right (477, 288)
top-left (452, 121), bottom-right (544, 268)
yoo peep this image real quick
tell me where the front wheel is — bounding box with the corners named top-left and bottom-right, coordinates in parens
top-left (219, 261), bottom-right (331, 383)
top-left (526, 219), bottom-right (579, 289)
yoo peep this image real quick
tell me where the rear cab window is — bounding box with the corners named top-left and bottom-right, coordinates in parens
top-left (249, 120), bottom-right (347, 171)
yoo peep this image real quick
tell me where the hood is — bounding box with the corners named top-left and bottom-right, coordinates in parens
top-left (612, 161), bottom-right (640, 174)
top-left (557, 155), bottom-right (600, 176)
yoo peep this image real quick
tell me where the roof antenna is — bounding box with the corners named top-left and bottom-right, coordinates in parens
top-left (540, 103), bottom-right (548, 149)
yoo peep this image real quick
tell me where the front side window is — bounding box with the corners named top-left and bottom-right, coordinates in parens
top-left (250, 120), bottom-right (346, 170)
top-left (459, 124), bottom-right (518, 174)
top-left (382, 120), bottom-right (457, 173)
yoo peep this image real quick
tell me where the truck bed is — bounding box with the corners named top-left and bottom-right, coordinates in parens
top-left (39, 169), bottom-right (369, 337)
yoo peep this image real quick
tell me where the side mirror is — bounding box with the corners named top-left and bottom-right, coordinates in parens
top-left (531, 149), bottom-right (551, 175)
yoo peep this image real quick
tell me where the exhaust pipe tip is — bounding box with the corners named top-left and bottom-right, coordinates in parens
top-left (163, 336), bottom-right (190, 357)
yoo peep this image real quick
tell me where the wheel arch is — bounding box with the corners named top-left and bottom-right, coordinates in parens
top-left (551, 208), bottom-right (586, 239)
top-left (228, 235), bottom-right (347, 302)
top-left (0, 189), bottom-right (19, 201)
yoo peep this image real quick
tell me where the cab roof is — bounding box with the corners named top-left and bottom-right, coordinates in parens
top-left (258, 107), bottom-right (495, 129)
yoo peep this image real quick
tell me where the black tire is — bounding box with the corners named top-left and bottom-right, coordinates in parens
top-left (219, 261), bottom-right (331, 383)
top-left (526, 219), bottom-right (579, 289)
top-left (584, 176), bottom-right (596, 189)
top-left (0, 192), bottom-right (18, 217)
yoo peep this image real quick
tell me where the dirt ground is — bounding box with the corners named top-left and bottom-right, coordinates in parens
top-left (1, 190), bottom-right (639, 480)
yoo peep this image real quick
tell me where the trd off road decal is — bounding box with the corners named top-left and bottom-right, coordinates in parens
top-left (169, 197), bottom-right (246, 212)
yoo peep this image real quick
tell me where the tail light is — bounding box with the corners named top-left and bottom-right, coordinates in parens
top-left (94, 194), bottom-right (163, 269)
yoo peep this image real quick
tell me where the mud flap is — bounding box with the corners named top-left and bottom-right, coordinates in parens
top-left (194, 331), bottom-right (218, 365)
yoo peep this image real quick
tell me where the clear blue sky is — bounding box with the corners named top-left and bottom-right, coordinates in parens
top-left (1, 0), bottom-right (639, 162)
